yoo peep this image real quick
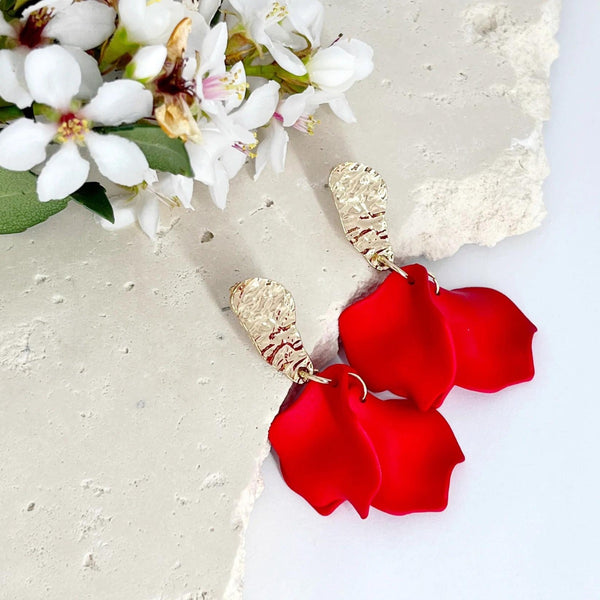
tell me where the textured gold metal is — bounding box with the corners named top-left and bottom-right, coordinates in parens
top-left (329, 162), bottom-right (395, 270)
top-left (230, 278), bottom-right (315, 384)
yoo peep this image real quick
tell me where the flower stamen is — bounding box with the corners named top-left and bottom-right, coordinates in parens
top-left (293, 114), bottom-right (319, 135)
top-left (18, 7), bottom-right (54, 49)
top-left (55, 114), bottom-right (90, 144)
top-left (266, 2), bottom-right (288, 23)
top-left (234, 133), bottom-right (258, 158)
top-left (202, 69), bottom-right (248, 102)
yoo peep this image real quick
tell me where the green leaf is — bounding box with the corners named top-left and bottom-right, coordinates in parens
top-left (100, 124), bottom-right (194, 177)
top-left (13, 0), bottom-right (36, 14)
top-left (0, 0), bottom-right (16, 17)
top-left (69, 181), bottom-right (114, 223)
top-left (0, 168), bottom-right (68, 234)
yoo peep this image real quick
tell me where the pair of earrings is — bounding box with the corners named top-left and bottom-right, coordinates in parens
top-left (231, 162), bottom-right (537, 519)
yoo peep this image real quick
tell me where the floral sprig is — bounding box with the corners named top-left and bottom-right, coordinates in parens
top-left (0, 0), bottom-right (373, 237)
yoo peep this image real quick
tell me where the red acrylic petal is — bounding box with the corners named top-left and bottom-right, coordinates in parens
top-left (433, 286), bottom-right (537, 392)
top-left (339, 265), bottom-right (456, 411)
top-left (268, 364), bottom-right (382, 518)
top-left (352, 394), bottom-right (465, 515)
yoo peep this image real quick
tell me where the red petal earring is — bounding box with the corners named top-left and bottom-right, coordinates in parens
top-left (330, 162), bottom-right (537, 412)
top-left (230, 278), bottom-right (464, 518)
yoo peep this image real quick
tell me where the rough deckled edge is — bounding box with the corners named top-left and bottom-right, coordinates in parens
top-left (223, 441), bottom-right (271, 600)
top-left (396, 0), bottom-right (561, 261)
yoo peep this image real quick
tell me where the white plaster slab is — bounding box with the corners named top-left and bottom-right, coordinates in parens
top-left (0, 1), bottom-right (559, 598)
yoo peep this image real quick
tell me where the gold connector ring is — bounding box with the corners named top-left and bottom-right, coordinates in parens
top-left (349, 372), bottom-right (368, 402)
top-left (428, 272), bottom-right (440, 295)
top-left (374, 254), bottom-right (412, 281)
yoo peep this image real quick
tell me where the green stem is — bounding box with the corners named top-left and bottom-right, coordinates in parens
top-left (243, 64), bottom-right (279, 79)
top-left (0, 105), bottom-right (23, 122)
top-left (243, 63), bottom-right (311, 94)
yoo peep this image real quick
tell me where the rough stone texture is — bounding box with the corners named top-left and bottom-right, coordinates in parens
top-left (0, 1), bottom-right (559, 599)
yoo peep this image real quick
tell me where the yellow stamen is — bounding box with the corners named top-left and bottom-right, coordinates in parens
top-left (267, 2), bottom-right (288, 21)
top-left (305, 115), bottom-right (320, 135)
top-left (221, 68), bottom-right (248, 101)
top-left (55, 117), bottom-right (90, 144)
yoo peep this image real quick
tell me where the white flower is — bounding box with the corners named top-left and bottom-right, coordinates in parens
top-left (118, 0), bottom-right (186, 45)
top-left (0, 46), bottom-right (152, 202)
top-left (0, 48), bottom-right (32, 109)
top-left (0, 0), bottom-right (115, 108)
top-left (129, 45), bottom-right (168, 82)
top-left (306, 38), bottom-right (374, 123)
top-left (284, 0), bottom-right (324, 49)
top-left (22, 0), bottom-right (116, 50)
top-left (186, 80), bottom-right (280, 208)
top-left (225, 0), bottom-right (306, 76)
top-left (192, 22), bottom-right (247, 114)
top-left (307, 38), bottom-right (373, 95)
top-left (196, 0), bottom-right (221, 23)
top-left (254, 86), bottom-right (318, 178)
top-left (100, 171), bottom-right (194, 239)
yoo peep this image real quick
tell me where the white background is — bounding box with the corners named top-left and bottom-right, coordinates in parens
top-left (243, 1), bottom-right (600, 598)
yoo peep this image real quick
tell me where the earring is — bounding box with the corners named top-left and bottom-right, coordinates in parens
top-left (330, 162), bottom-right (537, 412)
top-left (230, 277), bottom-right (464, 518)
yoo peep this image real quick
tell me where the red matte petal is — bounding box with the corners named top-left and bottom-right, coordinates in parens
top-left (339, 265), bottom-right (456, 411)
top-left (433, 287), bottom-right (537, 392)
top-left (268, 364), bottom-right (382, 518)
top-left (352, 394), bottom-right (465, 515)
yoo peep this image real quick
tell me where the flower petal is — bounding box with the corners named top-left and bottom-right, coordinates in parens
top-left (197, 0), bottom-right (220, 23)
top-left (46, 0), bottom-right (116, 50)
top-left (223, 61), bottom-right (246, 112)
top-left (335, 38), bottom-right (374, 82)
top-left (198, 21), bottom-right (227, 75)
top-left (328, 94), bottom-right (356, 123)
top-left (0, 118), bottom-right (55, 171)
top-left (286, 0), bottom-right (323, 46)
top-left (233, 80), bottom-right (280, 130)
top-left (221, 147), bottom-right (246, 179)
top-left (24, 45), bottom-right (80, 110)
top-left (98, 196), bottom-right (136, 231)
top-left (279, 86), bottom-right (314, 126)
top-left (63, 46), bottom-right (103, 100)
top-left (0, 49), bottom-right (33, 109)
top-left (352, 394), bottom-right (465, 515)
top-left (339, 265), bottom-right (456, 411)
top-left (185, 140), bottom-right (215, 185)
top-left (308, 45), bottom-right (355, 93)
top-left (37, 142), bottom-right (89, 202)
top-left (265, 39), bottom-right (307, 76)
top-left (153, 173), bottom-right (194, 209)
top-left (135, 190), bottom-right (160, 238)
top-left (269, 365), bottom-right (382, 518)
top-left (86, 131), bottom-right (149, 185)
top-left (117, 0), bottom-right (145, 32)
top-left (81, 80), bottom-right (153, 126)
top-left (120, 0), bottom-right (184, 44)
top-left (0, 13), bottom-right (15, 37)
top-left (433, 286), bottom-right (537, 392)
top-left (208, 162), bottom-right (229, 209)
top-left (130, 45), bottom-right (167, 81)
top-left (254, 121), bottom-right (288, 179)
